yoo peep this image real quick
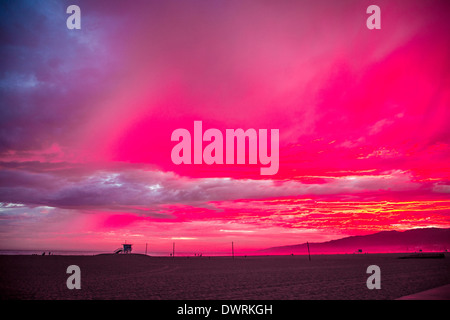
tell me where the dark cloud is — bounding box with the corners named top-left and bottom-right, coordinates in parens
top-left (0, 162), bottom-right (445, 217)
top-left (0, 0), bottom-right (127, 152)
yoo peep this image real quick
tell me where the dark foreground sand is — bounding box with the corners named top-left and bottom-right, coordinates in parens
top-left (1, 253), bottom-right (449, 300)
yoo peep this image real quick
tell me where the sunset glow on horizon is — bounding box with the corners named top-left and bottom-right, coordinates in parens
top-left (1, 0), bottom-right (449, 254)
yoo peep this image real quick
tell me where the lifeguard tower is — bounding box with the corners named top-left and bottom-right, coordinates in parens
top-left (114, 243), bottom-right (133, 254)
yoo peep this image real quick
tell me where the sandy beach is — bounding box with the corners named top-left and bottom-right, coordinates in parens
top-left (1, 253), bottom-right (449, 300)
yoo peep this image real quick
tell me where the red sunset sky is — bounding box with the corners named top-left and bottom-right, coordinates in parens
top-left (0, 0), bottom-right (449, 254)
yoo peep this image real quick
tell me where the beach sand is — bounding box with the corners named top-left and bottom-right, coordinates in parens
top-left (1, 253), bottom-right (449, 300)
top-left (396, 283), bottom-right (450, 300)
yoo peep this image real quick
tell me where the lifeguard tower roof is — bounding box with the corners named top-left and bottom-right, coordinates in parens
top-left (122, 243), bottom-right (132, 253)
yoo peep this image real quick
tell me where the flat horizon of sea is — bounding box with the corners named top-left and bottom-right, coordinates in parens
top-left (0, 249), bottom-right (259, 257)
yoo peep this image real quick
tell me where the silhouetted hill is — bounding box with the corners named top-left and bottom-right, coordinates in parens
top-left (261, 228), bottom-right (450, 254)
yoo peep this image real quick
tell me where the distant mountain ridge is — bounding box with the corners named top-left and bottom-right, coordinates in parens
top-left (261, 228), bottom-right (450, 254)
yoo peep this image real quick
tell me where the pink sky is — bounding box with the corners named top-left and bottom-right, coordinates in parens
top-left (0, 0), bottom-right (449, 254)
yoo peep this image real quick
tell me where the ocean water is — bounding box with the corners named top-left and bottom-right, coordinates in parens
top-left (0, 250), bottom-right (107, 256)
top-left (0, 249), bottom-right (247, 257)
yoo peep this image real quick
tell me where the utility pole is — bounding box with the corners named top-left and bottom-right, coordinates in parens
top-left (173, 242), bottom-right (175, 258)
top-left (232, 241), bottom-right (234, 260)
top-left (307, 241), bottom-right (311, 261)
top-left (145, 243), bottom-right (148, 255)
